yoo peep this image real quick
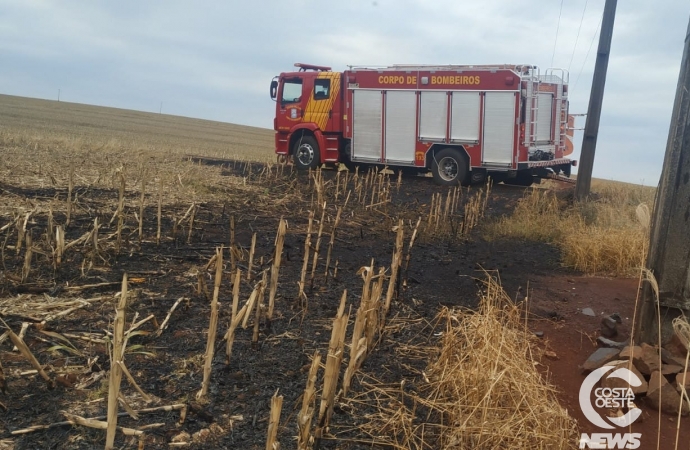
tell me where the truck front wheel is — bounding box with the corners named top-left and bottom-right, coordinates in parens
top-left (431, 148), bottom-right (468, 186)
top-left (293, 136), bottom-right (320, 170)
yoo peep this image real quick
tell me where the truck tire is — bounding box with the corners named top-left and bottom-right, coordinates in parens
top-left (431, 148), bottom-right (468, 186)
top-left (293, 136), bottom-right (320, 170)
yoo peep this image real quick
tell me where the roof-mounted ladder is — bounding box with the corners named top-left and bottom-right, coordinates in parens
top-left (544, 68), bottom-right (569, 152)
top-left (523, 68), bottom-right (541, 146)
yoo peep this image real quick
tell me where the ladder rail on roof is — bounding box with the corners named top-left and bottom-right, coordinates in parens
top-left (523, 67), bottom-right (541, 148)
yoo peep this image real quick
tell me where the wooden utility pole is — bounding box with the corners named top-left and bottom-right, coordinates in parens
top-left (574, 0), bottom-right (618, 200)
top-left (635, 18), bottom-right (690, 344)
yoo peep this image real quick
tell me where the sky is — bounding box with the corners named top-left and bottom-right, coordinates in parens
top-left (1, 0), bottom-right (687, 185)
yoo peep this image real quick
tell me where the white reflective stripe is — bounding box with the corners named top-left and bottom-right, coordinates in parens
top-left (526, 158), bottom-right (572, 167)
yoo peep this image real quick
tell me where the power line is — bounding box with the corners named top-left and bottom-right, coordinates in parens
top-left (568, 0), bottom-right (589, 72)
top-left (573, 11), bottom-right (603, 92)
top-left (551, 0), bottom-right (565, 67)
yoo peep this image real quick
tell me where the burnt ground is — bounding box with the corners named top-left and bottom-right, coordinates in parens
top-left (0, 161), bottom-right (686, 449)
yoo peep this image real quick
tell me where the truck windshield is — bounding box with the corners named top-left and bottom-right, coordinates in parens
top-left (281, 79), bottom-right (303, 104)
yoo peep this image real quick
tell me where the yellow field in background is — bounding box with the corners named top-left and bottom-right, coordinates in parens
top-left (0, 94), bottom-right (275, 161)
top-left (0, 95), bottom-right (277, 208)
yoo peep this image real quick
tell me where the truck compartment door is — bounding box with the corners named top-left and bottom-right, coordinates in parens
top-left (384, 91), bottom-right (416, 164)
top-left (482, 91), bottom-right (517, 166)
top-left (352, 90), bottom-right (383, 161)
top-left (450, 92), bottom-right (480, 143)
top-left (536, 93), bottom-right (554, 143)
top-left (419, 92), bottom-right (448, 141)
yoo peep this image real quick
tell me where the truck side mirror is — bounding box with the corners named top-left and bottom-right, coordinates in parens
top-left (270, 80), bottom-right (278, 100)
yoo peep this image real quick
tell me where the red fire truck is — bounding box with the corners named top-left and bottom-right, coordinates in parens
top-left (270, 63), bottom-right (576, 185)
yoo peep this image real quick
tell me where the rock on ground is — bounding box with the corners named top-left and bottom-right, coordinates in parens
top-left (633, 343), bottom-right (662, 375)
top-left (598, 337), bottom-right (627, 349)
top-left (582, 307), bottom-right (596, 317)
top-left (620, 345), bottom-right (643, 360)
top-left (582, 348), bottom-right (620, 372)
top-left (602, 360), bottom-right (648, 395)
top-left (647, 371), bottom-right (689, 416)
top-left (676, 371), bottom-right (690, 395)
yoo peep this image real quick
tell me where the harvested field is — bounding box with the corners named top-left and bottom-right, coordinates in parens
top-left (0, 94), bottom-right (274, 163)
top-left (0, 95), bottom-right (688, 450)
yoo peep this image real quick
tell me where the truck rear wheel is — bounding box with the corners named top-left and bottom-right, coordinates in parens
top-left (293, 136), bottom-right (320, 170)
top-left (431, 148), bottom-right (468, 186)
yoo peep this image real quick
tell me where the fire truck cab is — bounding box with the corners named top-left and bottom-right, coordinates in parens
top-left (270, 63), bottom-right (576, 186)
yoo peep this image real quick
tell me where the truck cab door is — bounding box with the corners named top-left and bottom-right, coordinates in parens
top-left (303, 72), bottom-right (341, 132)
top-left (278, 77), bottom-right (306, 128)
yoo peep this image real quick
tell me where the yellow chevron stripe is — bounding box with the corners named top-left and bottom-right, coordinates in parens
top-left (303, 72), bottom-right (341, 130)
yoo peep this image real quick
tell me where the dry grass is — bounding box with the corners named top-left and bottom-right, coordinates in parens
top-left (429, 276), bottom-right (578, 449)
top-left (485, 180), bottom-right (656, 276)
top-left (355, 274), bottom-right (579, 449)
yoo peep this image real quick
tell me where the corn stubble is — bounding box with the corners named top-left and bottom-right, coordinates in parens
top-left (0, 105), bottom-right (597, 450)
top-left (266, 390), bottom-right (284, 450)
top-left (0, 165), bottom-right (497, 450)
top-left (297, 351), bottom-right (321, 450)
top-left (105, 274), bottom-right (129, 450)
top-left (313, 292), bottom-right (349, 445)
top-left (268, 219), bottom-right (287, 322)
top-left (197, 247), bottom-right (223, 400)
